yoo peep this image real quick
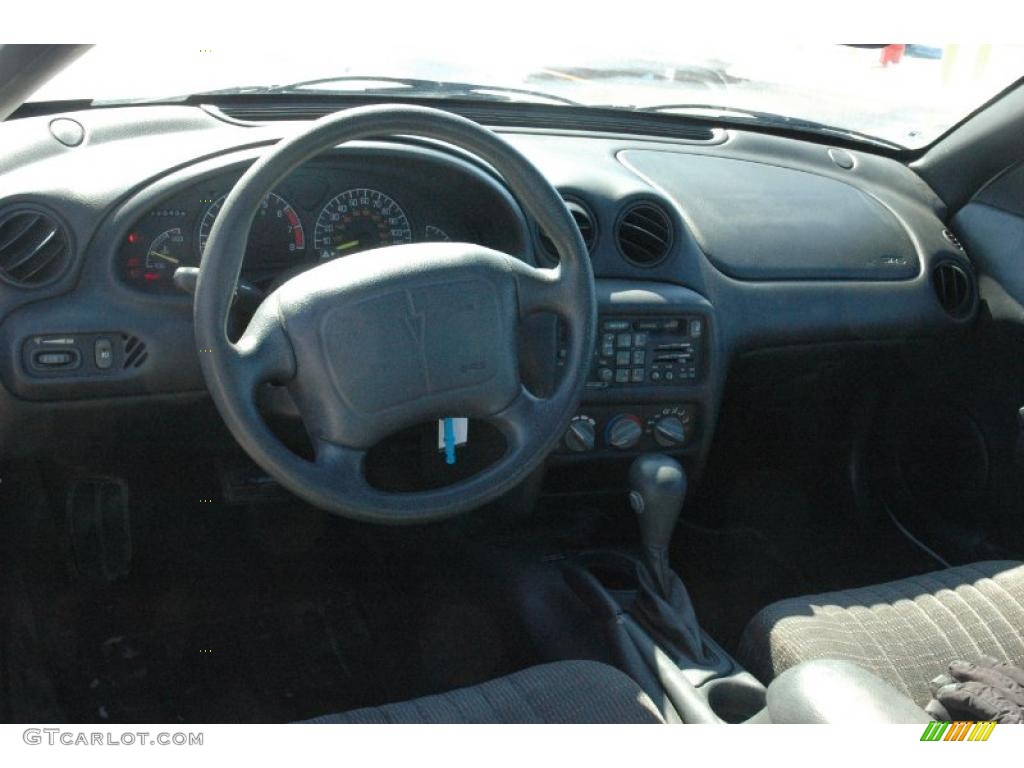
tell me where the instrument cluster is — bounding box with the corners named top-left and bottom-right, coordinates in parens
top-left (118, 161), bottom-right (476, 293)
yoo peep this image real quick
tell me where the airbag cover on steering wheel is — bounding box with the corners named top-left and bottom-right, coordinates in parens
top-left (278, 243), bottom-right (521, 448)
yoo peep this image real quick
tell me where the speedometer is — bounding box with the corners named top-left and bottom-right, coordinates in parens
top-left (313, 188), bottom-right (412, 260)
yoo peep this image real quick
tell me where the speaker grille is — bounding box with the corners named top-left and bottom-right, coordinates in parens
top-left (121, 334), bottom-right (149, 369)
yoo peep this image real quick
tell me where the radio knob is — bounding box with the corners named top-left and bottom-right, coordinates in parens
top-left (653, 415), bottom-right (687, 448)
top-left (564, 417), bottom-right (596, 452)
top-left (606, 414), bottom-right (643, 450)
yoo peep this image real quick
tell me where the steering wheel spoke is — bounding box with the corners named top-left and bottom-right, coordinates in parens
top-left (490, 385), bottom-right (558, 451)
top-left (230, 297), bottom-right (297, 392)
top-left (313, 436), bottom-right (367, 479)
top-left (513, 262), bottom-right (569, 318)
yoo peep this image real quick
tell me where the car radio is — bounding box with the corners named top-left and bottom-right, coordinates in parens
top-left (570, 315), bottom-right (705, 391)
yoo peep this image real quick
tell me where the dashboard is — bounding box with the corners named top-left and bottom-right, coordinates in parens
top-left (0, 103), bottom-right (978, 482)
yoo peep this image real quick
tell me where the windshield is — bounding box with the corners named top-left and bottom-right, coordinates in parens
top-left (29, 42), bottom-right (1024, 150)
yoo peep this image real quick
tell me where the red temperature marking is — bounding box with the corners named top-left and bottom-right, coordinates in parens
top-left (285, 208), bottom-right (305, 249)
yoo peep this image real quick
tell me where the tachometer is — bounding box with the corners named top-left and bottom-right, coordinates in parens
top-left (313, 188), bottom-right (412, 259)
top-left (198, 192), bottom-right (305, 270)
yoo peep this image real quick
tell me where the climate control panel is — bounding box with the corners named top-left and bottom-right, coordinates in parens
top-left (558, 404), bottom-right (698, 455)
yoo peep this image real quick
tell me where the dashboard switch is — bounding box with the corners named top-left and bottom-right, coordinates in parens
top-left (95, 338), bottom-right (113, 369)
top-left (32, 349), bottom-right (79, 369)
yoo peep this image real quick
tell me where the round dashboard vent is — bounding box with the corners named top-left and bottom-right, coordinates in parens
top-left (0, 206), bottom-right (72, 287)
top-left (932, 260), bottom-right (974, 319)
top-left (539, 198), bottom-right (596, 259)
top-left (616, 201), bottom-right (673, 266)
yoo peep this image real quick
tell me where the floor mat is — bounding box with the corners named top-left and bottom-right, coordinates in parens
top-left (47, 568), bottom-right (528, 723)
top-left (676, 439), bottom-right (940, 651)
top-left (63, 593), bottom-right (367, 723)
top-left (6, 466), bottom-right (536, 724)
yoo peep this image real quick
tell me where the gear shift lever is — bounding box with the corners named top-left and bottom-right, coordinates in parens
top-left (628, 454), bottom-right (714, 667)
top-left (629, 454), bottom-right (686, 596)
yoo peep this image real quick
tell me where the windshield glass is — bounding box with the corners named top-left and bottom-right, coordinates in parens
top-left (29, 42), bottom-right (1024, 149)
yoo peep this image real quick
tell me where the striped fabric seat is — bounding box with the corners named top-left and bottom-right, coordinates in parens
top-left (739, 561), bottom-right (1024, 707)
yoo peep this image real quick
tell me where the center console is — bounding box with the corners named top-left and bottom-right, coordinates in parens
top-left (551, 280), bottom-right (719, 465)
top-left (563, 454), bottom-right (768, 724)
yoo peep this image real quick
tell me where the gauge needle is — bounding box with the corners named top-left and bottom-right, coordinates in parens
top-left (334, 240), bottom-right (361, 251)
top-left (150, 252), bottom-right (179, 265)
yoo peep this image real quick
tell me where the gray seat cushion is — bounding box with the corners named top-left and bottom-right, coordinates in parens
top-left (739, 560), bottom-right (1024, 707)
top-left (303, 660), bottom-right (663, 724)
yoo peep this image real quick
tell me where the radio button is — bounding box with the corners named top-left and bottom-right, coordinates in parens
top-left (602, 319), bottom-right (632, 332)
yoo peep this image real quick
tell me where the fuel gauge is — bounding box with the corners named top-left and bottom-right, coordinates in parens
top-left (143, 227), bottom-right (188, 286)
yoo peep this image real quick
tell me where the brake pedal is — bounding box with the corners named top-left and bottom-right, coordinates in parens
top-left (66, 477), bottom-right (133, 581)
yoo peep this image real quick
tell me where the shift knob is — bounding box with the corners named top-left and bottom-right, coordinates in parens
top-left (629, 454), bottom-right (686, 553)
top-left (627, 454), bottom-right (711, 665)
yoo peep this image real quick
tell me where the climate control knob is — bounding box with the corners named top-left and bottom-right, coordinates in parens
top-left (564, 416), bottom-right (597, 452)
top-left (606, 414), bottom-right (643, 450)
top-left (652, 415), bottom-right (688, 448)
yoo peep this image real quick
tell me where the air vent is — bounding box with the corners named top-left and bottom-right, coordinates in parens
top-left (0, 207), bottom-right (72, 287)
top-left (539, 199), bottom-right (597, 259)
top-left (932, 261), bottom-right (974, 319)
top-left (121, 334), bottom-right (149, 369)
top-left (942, 228), bottom-right (966, 252)
top-left (616, 201), bottom-right (674, 266)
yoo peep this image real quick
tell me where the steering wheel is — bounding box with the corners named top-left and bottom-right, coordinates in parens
top-left (194, 105), bottom-right (596, 524)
